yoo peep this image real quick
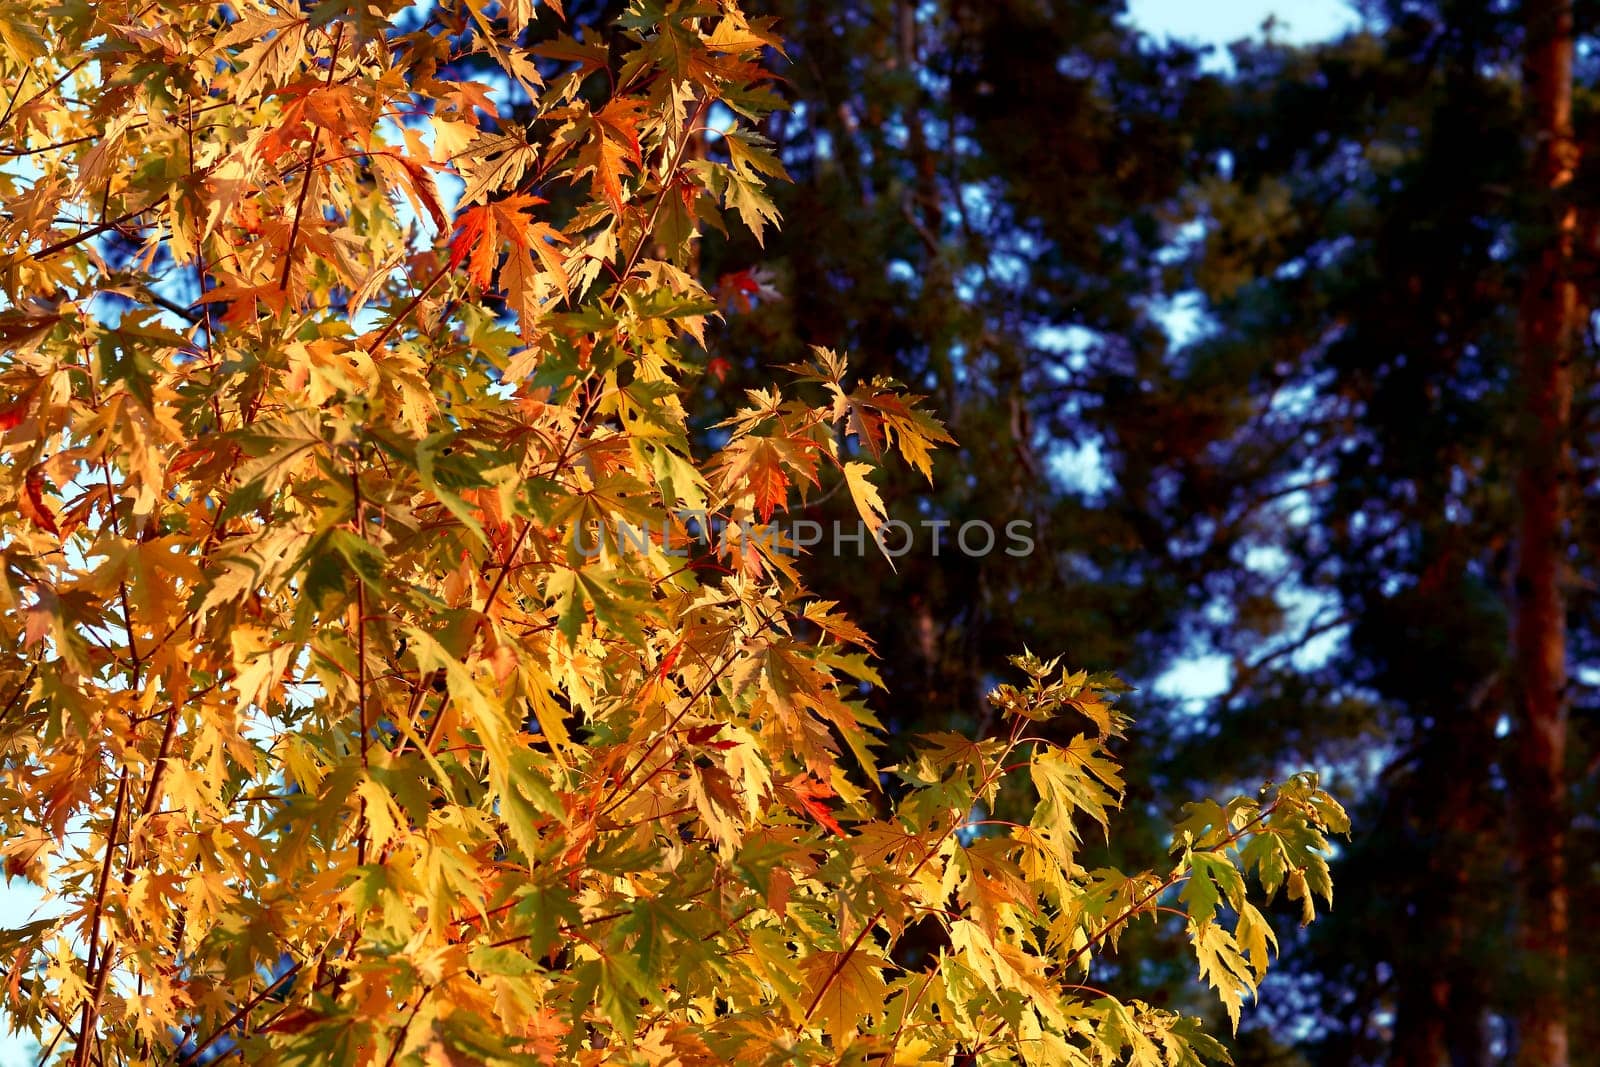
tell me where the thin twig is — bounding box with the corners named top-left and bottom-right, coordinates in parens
top-left (279, 24), bottom-right (345, 293)
top-left (353, 463), bottom-right (371, 867)
top-left (34, 198), bottom-right (170, 260)
top-left (0, 660), bottom-right (39, 726)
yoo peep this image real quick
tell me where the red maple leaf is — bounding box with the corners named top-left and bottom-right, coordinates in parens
top-left (20, 467), bottom-right (59, 536)
top-left (786, 773), bottom-right (846, 837)
top-left (659, 638), bottom-right (684, 679)
top-left (0, 389), bottom-right (33, 431)
top-left (685, 723), bottom-right (739, 751)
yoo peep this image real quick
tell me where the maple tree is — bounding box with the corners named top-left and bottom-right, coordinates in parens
top-left (0, 1), bottom-right (1346, 1063)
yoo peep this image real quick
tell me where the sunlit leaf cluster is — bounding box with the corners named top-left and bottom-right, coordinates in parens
top-left (0, 0), bottom-right (1346, 1063)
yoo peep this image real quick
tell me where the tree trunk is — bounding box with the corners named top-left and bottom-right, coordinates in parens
top-left (1390, 682), bottom-right (1499, 1067)
top-left (1513, 1), bottom-right (1575, 1063)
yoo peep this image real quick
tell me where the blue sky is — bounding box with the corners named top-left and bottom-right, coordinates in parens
top-left (1127, 0), bottom-right (1359, 47)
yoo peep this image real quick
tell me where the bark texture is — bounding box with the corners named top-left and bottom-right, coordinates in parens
top-left (1514, 1), bottom-right (1575, 1063)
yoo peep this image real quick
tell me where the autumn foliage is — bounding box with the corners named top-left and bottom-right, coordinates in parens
top-left (0, 0), bottom-right (1346, 1063)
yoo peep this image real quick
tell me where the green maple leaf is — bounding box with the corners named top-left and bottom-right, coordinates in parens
top-left (1189, 920), bottom-right (1256, 1033)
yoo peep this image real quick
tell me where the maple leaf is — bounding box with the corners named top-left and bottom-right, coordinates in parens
top-left (531, 32), bottom-right (609, 77)
top-left (373, 152), bottom-right (448, 232)
top-left (717, 437), bottom-right (791, 521)
top-left (781, 773), bottom-right (846, 837)
top-left (723, 167), bottom-right (782, 246)
top-left (442, 79), bottom-right (500, 121)
top-left (841, 383), bottom-right (955, 482)
top-left (1030, 737), bottom-right (1123, 843)
top-left (687, 763), bottom-right (744, 852)
top-left (523, 1006), bottom-right (569, 1065)
top-left (1180, 851), bottom-right (1247, 925)
top-left (0, 313), bottom-right (61, 355)
top-left (19, 466), bottom-right (58, 536)
top-left (1094, 997), bottom-right (1165, 1067)
top-left (456, 131), bottom-right (540, 207)
top-left (800, 949), bottom-right (890, 1038)
top-left (449, 195), bottom-right (570, 333)
top-left (258, 1005), bottom-right (327, 1035)
top-left (576, 97), bottom-right (645, 216)
top-left (842, 460), bottom-right (888, 536)
top-left (1235, 899), bottom-right (1280, 981)
top-left (955, 838), bottom-right (1033, 937)
top-left (222, 14), bottom-right (309, 99)
top-left (448, 202), bottom-right (497, 285)
top-left (704, 12), bottom-right (785, 56)
top-left (684, 722), bottom-right (737, 750)
top-left (0, 379), bottom-right (38, 431)
top-left (1190, 920), bottom-right (1257, 1032)
top-left (801, 600), bottom-right (876, 651)
top-left (947, 920), bottom-right (1058, 1019)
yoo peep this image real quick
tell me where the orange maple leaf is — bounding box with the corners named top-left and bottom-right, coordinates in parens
top-left (450, 195), bottom-right (569, 291)
top-left (581, 98), bottom-right (645, 215)
top-left (718, 437), bottom-right (807, 522)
